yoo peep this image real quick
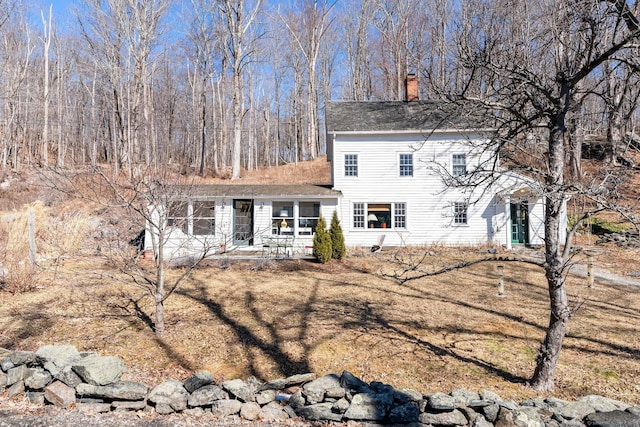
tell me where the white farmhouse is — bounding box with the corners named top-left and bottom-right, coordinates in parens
top-left (146, 78), bottom-right (553, 259)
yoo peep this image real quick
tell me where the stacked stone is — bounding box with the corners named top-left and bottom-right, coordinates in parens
top-left (2, 345), bottom-right (640, 426)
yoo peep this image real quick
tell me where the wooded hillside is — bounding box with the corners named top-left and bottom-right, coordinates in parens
top-left (1, 0), bottom-right (639, 179)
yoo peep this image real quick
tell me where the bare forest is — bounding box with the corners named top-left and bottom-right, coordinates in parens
top-left (0, 0), bottom-right (634, 180)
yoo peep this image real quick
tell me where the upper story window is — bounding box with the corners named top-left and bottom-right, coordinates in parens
top-left (452, 154), bottom-right (467, 177)
top-left (345, 154), bottom-right (358, 177)
top-left (399, 153), bottom-right (413, 177)
top-left (453, 202), bottom-right (468, 225)
top-left (193, 201), bottom-right (216, 235)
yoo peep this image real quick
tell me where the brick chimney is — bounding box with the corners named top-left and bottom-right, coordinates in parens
top-left (406, 74), bottom-right (418, 101)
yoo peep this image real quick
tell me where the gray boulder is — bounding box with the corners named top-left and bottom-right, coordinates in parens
top-left (25, 391), bottom-right (45, 405)
top-left (240, 402), bottom-right (262, 421)
top-left (183, 370), bottom-right (214, 393)
top-left (222, 378), bottom-right (256, 402)
top-left (256, 389), bottom-right (276, 405)
top-left (428, 391), bottom-right (460, 410)
top-left (187, 384), bottom-right (228, 407)
top-left (303, 374), bottom-right (342, 404)
top-left (0, 371), bottom-right (7, 387)
top-left (388, 402), bottom-right (420, 424)
top-left (72, 355), bottom-right (126, 386)
top-left (54, 365), bottom-right (83, 388)
top-left (558, 395), bottom-right (628, 421)
top-left (584, 410), bottom-right (640, 427)
top-left (340, 370), bottom-right (371, 393)
top-left (44, 381), bottom-right (76, 409)
top-left (24, 367), bottom-right (53, 390)
top-left (36, 345), bottom-right (82, 374)
top-left (259, 401), bottom-right (290, 421)
top-left (211, 399), bottom-right (243, 417)
top-left (7, 380), bottom-right (25, 397)
top-left (6, 364), bottom-right (31, 386)
top-left (76, 381), bottom-right (148, 401)
top-left (394, 388), bottom-right (423, 403)
top-left (5, 350), bottom-right (37, 367)
top-left (148, 380), bottom-right (188, 412)
top-left (342, 392), bottom-right (394, 421)
top-left (295, 402), bottom-right (343, 422)
top-left (111, 400), bottom-right (148, 411)
top-left (419, 409), bottom-right (469, 426)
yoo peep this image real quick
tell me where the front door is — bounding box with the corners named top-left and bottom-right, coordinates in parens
top-left (233, 199), bottom-right (253, 246)
top-left (510, 202), bottom-right (529, 244)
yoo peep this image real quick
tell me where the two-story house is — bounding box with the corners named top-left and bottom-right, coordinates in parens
top-left (145, 78), bottom-right (551, 259)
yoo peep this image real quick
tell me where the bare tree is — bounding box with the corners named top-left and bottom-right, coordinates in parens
top-left (218, 0), bottom-right (263, 180)
top-left (449, 0), bottom-right (640, 391)
top-left (46, 167), bottom-right (216, 336)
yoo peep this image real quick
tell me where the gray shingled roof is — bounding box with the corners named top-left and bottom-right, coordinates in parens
top-left (168, 184), bottom-right (340, 198)
top-left (325, 100), bottom-right (491, 132)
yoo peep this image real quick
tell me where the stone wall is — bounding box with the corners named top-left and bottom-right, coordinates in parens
top-left (1, 345), bottom-right (639, 426)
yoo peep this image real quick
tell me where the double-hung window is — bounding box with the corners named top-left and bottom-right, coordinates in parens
top-left (399, 153), bottom-right (413, 177)
top-left (345, 154), bottom-right (358, 177)
top-left (452, 154), bottom-right (467, 176)
top-left (453, 202), bottom-right (468, 225)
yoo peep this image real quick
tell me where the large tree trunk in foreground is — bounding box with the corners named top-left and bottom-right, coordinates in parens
top-left (530, 103), bottom-right (570, 391)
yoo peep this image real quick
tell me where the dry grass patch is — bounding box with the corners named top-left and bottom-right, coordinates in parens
top-left (1, 248), bottom-right (639, 406)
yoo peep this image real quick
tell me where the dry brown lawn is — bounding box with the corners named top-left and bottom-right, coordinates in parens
top-left (1, 246), bottom-right (639, 406)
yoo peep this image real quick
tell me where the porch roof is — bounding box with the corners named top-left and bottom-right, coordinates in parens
top-left (169, 184), bottom-right (341, 199)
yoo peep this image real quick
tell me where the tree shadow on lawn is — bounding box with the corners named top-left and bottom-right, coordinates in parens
top-left (176, 274), bottom-right (529, 385)
top-left (176, 278), bottom-right (326, 380)
top-left (354, 275), bottom-right (640, 362)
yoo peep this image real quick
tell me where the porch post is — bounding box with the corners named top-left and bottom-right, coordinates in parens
top-left (505, 195), bottom-right (512, 250)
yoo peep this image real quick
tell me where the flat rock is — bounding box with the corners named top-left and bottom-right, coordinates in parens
top-left (295, 402), bottom-right (343, 422)
top-left (584, 410), bottom-right (640, 427)
top-left (44, 380), bottom-right (76, 409)
top-left (76, 381), bottom-right (148, 401)
top-left (211, 399), bottom-right (242, 417)
top-left (284, 373), bottom-right (316, 386)
top-left (72, 355), bottom-right (126, 386)
top-left (222, 378), bottom-right (255, 402)
top-left (112, 399), bottom-right (148, 411)
top-left (183, 370), bottom-right (214, 393)
top-left (420, 409), bottom-right (468, 426)
top-left (428, 392), bottom-right (460, 410)
top-left (76, 402), bottom-right (113, 414)
top-left (187, 384), bottom-right (228, 407)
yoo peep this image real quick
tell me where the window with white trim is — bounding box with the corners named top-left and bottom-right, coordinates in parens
top-left (345, 154), bottom-right (358, 177)
top-left (452, 154), bottom-right (467, 176)
top-left (298, 202), bottom-right (320, 235)
top-left (193, 201), bottom-right (216, 235)
top-left (453, 202), bottom-right (468, 225)
top-left (272, 202), bottom-right (294, 235)
top-left (353, 203), bottom-right (407, 229)
top-left (399, 153), bottom-right (413, 177)
top-left (394, 202), bottom-right (407, 228)
top-left (353, 203), bottom-right (365, 228)
top-left (167, 201), bottom-right (188, 233)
